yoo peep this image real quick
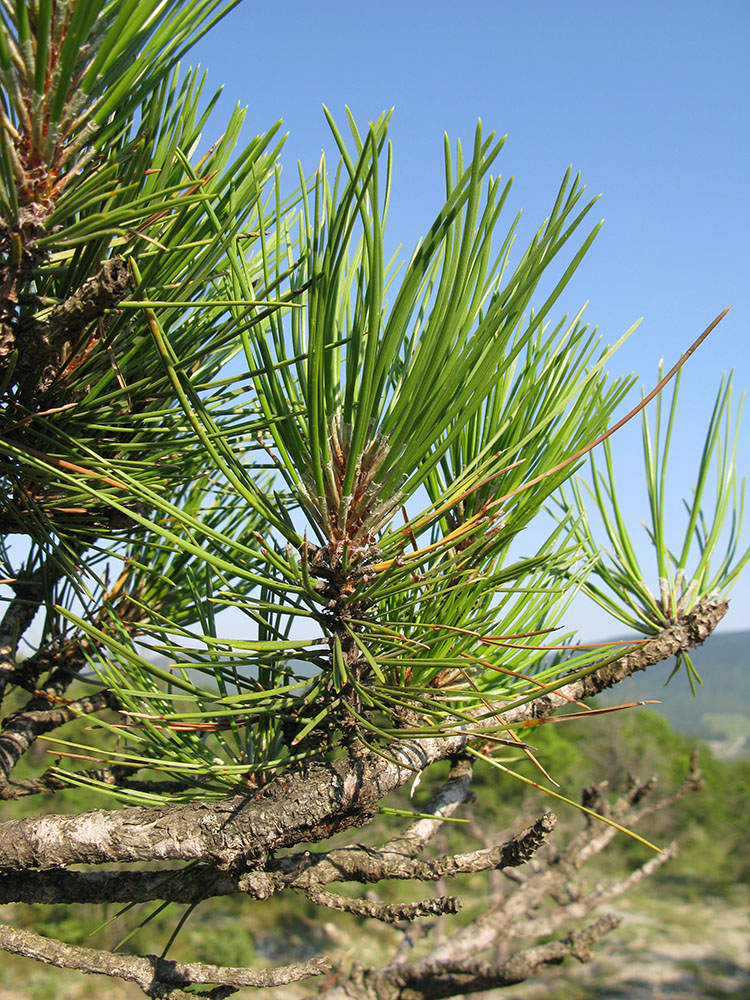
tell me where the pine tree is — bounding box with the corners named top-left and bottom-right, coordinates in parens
top-left (0, 3), bottom-right (745, 997)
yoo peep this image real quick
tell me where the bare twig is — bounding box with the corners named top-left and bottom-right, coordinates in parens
top-left (0, 686), bottom-right (119, 794)
top-left (291, 811), bottom-right (557, 887)
top-left (381, 755), bottom-right (475, 856)
top-left (0, 572), bottom-right (53, 698)
top-left (304, 885), bottom-right (462, 923)
top-left (335, 916), bottom-right (621, 999)
top-left (0, 921), bottom-right (330, 996)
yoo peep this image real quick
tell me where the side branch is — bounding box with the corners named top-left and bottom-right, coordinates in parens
top-left (279, 812), bottom-right (558, 891)
top-left (0, 565), bottom-right (62, 697)
top-left (341, 916), bottom-right (621, 1000)
top-left (0, 687), bottom-right (118, 795)
top-left (304, 885), bottom-right (462, 924)
top-left (502, 597), bottom-right (727, 723)
top-left (29, 256), bottom-right (132, 352)
top-left (0, 922), bottom-right (330, 995)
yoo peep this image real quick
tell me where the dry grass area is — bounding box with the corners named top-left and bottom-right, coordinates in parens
top-left (502, 888), bottom-right (750, 1000)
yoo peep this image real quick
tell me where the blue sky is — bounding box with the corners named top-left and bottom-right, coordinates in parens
top-left (190, 0), bottom-right (749, 636)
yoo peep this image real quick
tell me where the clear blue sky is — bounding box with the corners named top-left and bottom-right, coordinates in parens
top-left (190, 0), bottom-right (749, 636)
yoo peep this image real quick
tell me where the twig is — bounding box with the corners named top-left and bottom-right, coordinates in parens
top-left (285, 812), bottom-right (557, 889)
top-left (304, 885), bottom-right (461, 923)
top-left (502, 598), bottom-right (728, 723)
top-left (410, 753), bottom-right (703, 964)
top-left (382, 755), bottom-right (475, 856)
top-left (0, 687), bottom-right (118, 793)
top-left (338, 915), bottom-right (621, 999)
top-left (0, 571), bottom-right (54, 698)
top-left (0, 921), bottom-right (330, 995)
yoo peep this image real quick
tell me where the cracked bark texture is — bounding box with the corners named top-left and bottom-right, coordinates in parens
top-left (2, 250), bottom-right (132, 382)
top-left (31, 257), bottom-right (131, 351)
top-left (0, 922), bottom-right (331, 994)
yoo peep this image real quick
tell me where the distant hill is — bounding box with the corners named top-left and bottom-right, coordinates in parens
top-left (598, 629), bottom-right (750, 757)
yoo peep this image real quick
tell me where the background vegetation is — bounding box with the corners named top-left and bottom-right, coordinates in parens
top-left (3, 683), bottom-right (749, 997)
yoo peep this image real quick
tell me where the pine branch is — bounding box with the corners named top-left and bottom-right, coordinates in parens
top-left (404, 753), bottom-right (704, 968)
top-left (30, 257), bottom-right (131, 350)
top-left (0, 568), bottom-right (57, 697)
top-left (280, 812), bottom-right (558, 891)
top-left (0, 813), bottom-right (557, 906)
top-left (0, 600), bottom-right (725, 871)
top-left (304, 885), bottom-right (462, 923)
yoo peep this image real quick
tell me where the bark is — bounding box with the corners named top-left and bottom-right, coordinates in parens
top-left (0, 568), bottom-right (54, 697)
top-left (0, 811), bottom-right (557, 906)
top-left (0, 752), bottom-right (385, 870)
top-left (32, 257), bottom-right (131, 347)
top-left (0, 687), bottom-right (118, 790)
top-left (0, 922), bottom-right (330, 995)
top-left (334, 916), bottom-right (621, 1000)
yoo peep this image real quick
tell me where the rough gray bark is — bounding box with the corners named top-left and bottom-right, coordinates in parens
top-left (0, 922), bottom-right (331, 997)
top-left (329, 916), bottom-right (623, 1000)
top-left (0, 807), bottom-right (557, 906)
